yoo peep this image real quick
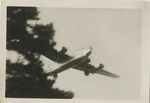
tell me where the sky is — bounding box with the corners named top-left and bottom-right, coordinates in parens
top-left (31, 8), bottom-right (142, 100)
top-left (34, 8), bottom-right (141, 100)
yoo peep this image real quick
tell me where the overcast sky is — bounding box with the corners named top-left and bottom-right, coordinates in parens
top-left (34, 8), bottom-right (142, 100)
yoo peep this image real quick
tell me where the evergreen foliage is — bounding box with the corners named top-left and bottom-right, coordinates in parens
top-left (6, 7), bottom-right (74, 98)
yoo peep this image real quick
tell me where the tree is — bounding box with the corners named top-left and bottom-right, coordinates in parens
top-left (6, 7), bottom-right (74, 98)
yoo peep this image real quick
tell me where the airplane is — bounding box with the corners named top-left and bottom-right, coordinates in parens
top-left (43, 46), bottom-right (120, 78)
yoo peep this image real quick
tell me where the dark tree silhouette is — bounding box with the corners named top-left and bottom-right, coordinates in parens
top-left (6, 7), bottom-right (74, 98)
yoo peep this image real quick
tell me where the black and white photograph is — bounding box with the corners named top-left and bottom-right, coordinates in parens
top-left (6, 6), bottom-right (141, 99)
top-left (1, 1), bottom-right (150, 103)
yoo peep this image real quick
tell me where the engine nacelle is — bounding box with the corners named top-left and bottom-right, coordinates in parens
top-left (97, 63), bottom-right (104, 69)
top-left (80, 58), bottom-right (91, 65)
top-left (53, 74), bottom-right (58, 78)
top-left (84, 71), bottom-right (89, 76)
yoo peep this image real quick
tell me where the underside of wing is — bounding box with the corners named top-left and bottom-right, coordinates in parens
top-left (40, 47), bottom-right (73, 63)
top-left (73, 60), bottom-right (119, 78)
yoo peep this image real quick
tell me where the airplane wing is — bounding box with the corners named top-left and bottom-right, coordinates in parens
top-left (73, 61), bottom-right (119, 78)
top-left (94, 69), bottom-right (120, 78)
top-left (40, 47), bottom-right (119, 78)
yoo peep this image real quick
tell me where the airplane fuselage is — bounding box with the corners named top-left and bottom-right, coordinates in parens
top-left (47, 47), bottom-right (92, 77)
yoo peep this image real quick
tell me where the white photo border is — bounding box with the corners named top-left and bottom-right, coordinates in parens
top-left (1, 0), bottom-right (150, 103)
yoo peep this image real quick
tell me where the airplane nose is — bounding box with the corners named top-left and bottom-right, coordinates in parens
top-left (85, 47), bottom-right (92, 56)
top-left (87, 46), bottom-right (92, 51)
top-left (86, 50), bottom-right (92, 56)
